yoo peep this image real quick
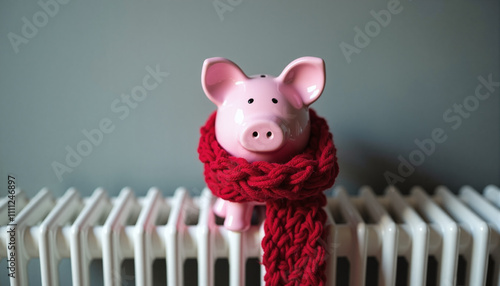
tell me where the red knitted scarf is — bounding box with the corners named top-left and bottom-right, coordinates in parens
top-left (198, 109), bottom-right (339, 286)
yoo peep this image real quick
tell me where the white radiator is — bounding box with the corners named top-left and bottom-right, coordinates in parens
top-left (1, 185), bottom-right (499, 286)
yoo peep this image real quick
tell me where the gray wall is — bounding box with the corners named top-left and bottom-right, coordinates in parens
top-left (1, 0), bottom-right (498, 201)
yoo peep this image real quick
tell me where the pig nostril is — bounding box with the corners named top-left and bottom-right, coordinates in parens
top-left (241, 123), bottom-right (283, 151)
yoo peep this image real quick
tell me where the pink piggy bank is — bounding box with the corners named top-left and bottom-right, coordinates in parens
top-left (201, 57), bottom-right (326, 231)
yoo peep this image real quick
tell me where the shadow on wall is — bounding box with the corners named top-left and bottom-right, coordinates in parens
top-left (336, 138), bottom-right (442, 195)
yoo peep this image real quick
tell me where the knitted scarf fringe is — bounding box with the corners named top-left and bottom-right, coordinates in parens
top-left (198, 109), bottom-right (339, 286)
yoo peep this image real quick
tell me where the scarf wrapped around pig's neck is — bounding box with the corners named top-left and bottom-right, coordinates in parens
top-left (198, 109), bottom-right (339, 286)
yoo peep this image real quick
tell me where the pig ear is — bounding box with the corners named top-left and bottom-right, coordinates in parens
top-left (278, 57), bottom-right (325, 107)
top-left (201, 57), bottom-right (248, 106)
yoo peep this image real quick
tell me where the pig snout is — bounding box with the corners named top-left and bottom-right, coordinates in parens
top-left (240, 119), bottom-right (285, 152)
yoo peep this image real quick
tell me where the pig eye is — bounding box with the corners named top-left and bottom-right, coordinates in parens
top-left (272, 98), bottom-right (278, 104)
top-left (248, 98), bottom-right (254, 104)
top-left (260, 75), bottom-right (266, 78)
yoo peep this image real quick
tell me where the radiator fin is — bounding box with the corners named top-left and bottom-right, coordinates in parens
top-left (1, 185), bottom-right (499, 286)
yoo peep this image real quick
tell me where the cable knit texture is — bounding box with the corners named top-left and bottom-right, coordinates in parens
top-left (198, 109), bottom-right (339, 286)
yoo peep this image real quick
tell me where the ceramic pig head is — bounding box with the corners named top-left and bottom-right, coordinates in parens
top-left (202, 57), bottom-right (326, 163)
top-left (202, 57), bottom-right (326, 231)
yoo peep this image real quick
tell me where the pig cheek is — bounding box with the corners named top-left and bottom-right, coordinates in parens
top-left (278, 102), bottom-right (309, 139)
top-left (283, 107), bottom-right (311, 151)
top-left (278, 84), bottom-right (303, 110)
top-left (214, 108), bottom-right (246, 156)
